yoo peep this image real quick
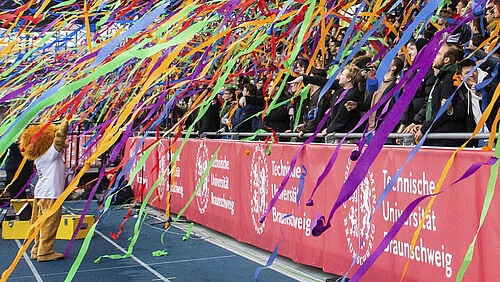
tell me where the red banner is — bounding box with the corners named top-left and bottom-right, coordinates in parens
top-left (124, 137), bottom-right (500, 281)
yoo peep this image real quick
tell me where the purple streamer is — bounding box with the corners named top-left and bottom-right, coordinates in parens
top-left (350, 156), bottom-right (497, 281)
top-left (64, 161), bottom-right (108, 257)
top-left (74, 51), bottom-right (98, 66)
top-left (0, 82), bottom-right (34, 104)
top-left (138, 0), bottom-right (156, 17)
top-left (306, 68), bottom-right (417, 207)
top-left (38, 15), bottom-right (62, 39)
top-left (309, 26), bottom-right (448, 236)
top-left (311, 43), bottom-right (439, 236)
top-left (109, 122), bottom-right (135, 164)
top-left (259, 107), bottom-right (333, 223)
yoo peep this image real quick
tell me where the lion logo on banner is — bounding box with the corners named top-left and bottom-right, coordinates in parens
top-left (195, 140), bottom-right (210, 214)
top-left (343, 153), bottom-right (377, 265)
top-left (249, 145), bottom-right (268, 234)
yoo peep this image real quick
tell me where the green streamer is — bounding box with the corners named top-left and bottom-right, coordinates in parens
top-left (242, 129), bottom-right (267, 141)
top-left (0, 18), bottom-right (207, 154)
top-left (65, 140), bottom-right (161, 281)
top-left (173, 147), bottom-right (219, 223)
top-left (161, 147), bottom-right (220, 245)
top-left (183, 222), bottom-right (194, 241)
top-left (263, 72), bottom-right (291, 118)
top-left (219, 101), bottom-right (227, 118)
top-left (65, 221), bottom-right (98, 281)
top-left (266, 137), bottom-right (275, 155)
top-left (294, 88), bottom-right (309, 130)
top-left (92, 140), bottom-right (177, 264)
top-left (93, 210), bottom-right (147, 263)
top-left (457, 127), bottom-right (500, 281)
top-left (126, 140), bottom-right (160, 186)
top-left (152, 250), bottom-right (169, 256)
top-left (282, 0), bottom-right (315, 69)
top-left (95, 97), bottom-right (113, 123)
top-left (49, 0), bottom-right (77, 10)
top-left (341, 32), bottom-right (363, 60)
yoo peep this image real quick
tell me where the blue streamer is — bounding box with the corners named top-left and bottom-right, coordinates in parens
top-left (296, 165), bottom-right (308, 209)
top-left (254, 235), bottom-right (285, 281)
top-left (88, 0), bottom-right (173, 70)
top-left (312, 0), bottom-right (404, 120)
top-left (342, 19), bottom-right (500, 281)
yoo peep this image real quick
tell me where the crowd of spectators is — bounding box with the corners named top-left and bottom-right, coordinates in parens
top-left (166, 1), bottom-right (500, 147)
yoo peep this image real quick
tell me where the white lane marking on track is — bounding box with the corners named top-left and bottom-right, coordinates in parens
top-left (15, 239), bottom-right (43, 282)
top-left (168, 219), bottom-right (324, 281)
top-left (94, 229), bottom-right (171, 281)
top-left (9, 254), bottom-right (236, 280)
top-left (63, 207), bottom-right (170, 282)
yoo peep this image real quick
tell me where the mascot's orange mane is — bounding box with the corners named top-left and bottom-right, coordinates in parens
top-left (19, 124), bottom-right (58, 161)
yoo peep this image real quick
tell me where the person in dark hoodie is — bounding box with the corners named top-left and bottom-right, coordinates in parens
top-left (197, 89), bottom-right (223, 138)
top-left (263, 80), bottom-right (292, 133)
top-left (231, 83), bottom-right (263, 134)
top-left (413, 43), bottom-right (466, 146)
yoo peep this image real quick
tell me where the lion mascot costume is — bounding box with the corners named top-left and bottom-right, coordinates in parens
top-left (19, 120), bottom-right (69, 262)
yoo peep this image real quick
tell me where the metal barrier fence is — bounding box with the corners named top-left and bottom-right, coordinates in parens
top-left (144, 131), bottom-right (498, 146)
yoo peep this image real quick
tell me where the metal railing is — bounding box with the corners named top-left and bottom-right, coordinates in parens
top-left (143, 131), bottom-right (498, 146)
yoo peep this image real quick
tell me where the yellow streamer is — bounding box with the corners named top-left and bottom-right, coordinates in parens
top-left (401, 76), bottom-right (500, 280)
